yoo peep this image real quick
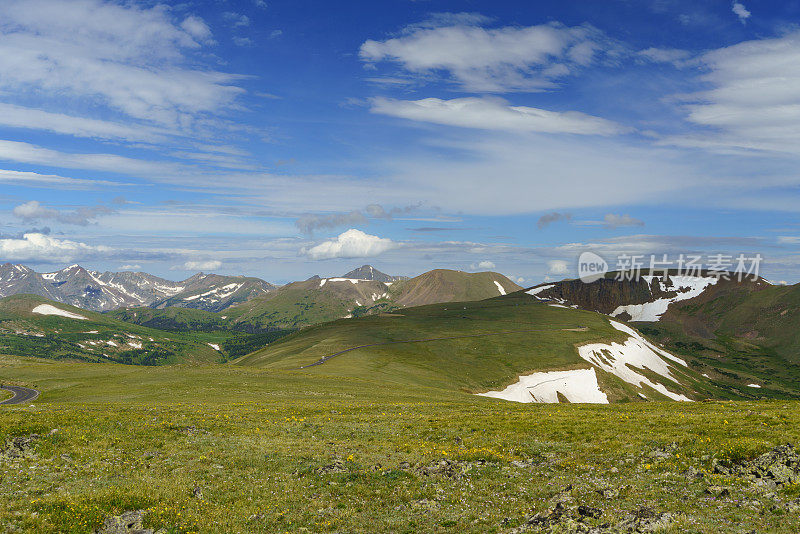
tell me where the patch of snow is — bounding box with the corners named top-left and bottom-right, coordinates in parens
top-left (703, 373), bottom-right (710, 378)
top-left (549, 304), bottom-right (568, 308)
top-left (319, 278), bottom-right (327, 287)
top-left (105, 340), bottom-right (118, 347)
top-left (31, 304), bottom-right (87, 320)
top-left (747, 383), bottom-right (762, 388)
top-left (83, 330), bottom-right (99, 334)
top-left (577, 320), bottom-right (691, 401)
top-left (610, 275), bottom-right (718, 322)
top-left (526, 284), bottom-right (554, 296)
top-left (326, 278), bottom-right (362, 284)
top-left (478, 368), bottom-right (608, 404)
top-left (208, 343), bottom-right (220, 351)
top-left (494, 280), bottom-right (506, 295)
top-left (41, 272), bottom-right (57, 280)
top-left (128, 341), bottom-right (142, 349)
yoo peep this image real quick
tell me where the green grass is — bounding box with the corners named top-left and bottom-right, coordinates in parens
top-left (0, 294), bottom-right (220, 365)
top-left (236, 293), bottom-right (716, 402)
top-left (1, 356), bottom-right (799, 533)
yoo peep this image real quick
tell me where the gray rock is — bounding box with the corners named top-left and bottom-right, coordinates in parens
top-left (93, 510), bottom-right (164, 534)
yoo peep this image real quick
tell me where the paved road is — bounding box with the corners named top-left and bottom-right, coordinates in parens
top-left (298, 325), bottom-right (584, 369)
top-left (0, 386), bottom-right (40, 405)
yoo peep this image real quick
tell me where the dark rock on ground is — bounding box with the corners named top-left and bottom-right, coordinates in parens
top-left (0, 433), bottom-right (39, 460)
top-left (716, 443), bottom-right (800, 489)
top-left (93, 510), bottom-right (165, 534)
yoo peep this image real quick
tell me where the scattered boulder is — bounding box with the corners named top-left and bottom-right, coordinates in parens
top-left (93, 510), bottom-right (166, 534)
top-left (505, 502), bottom-right (682, 533)
top-left (0, 433), bottom-right (39, 460)
top-left (617, 507), bottom-right (681, 533)
top-left (715, 444), bottom-right (800, 489)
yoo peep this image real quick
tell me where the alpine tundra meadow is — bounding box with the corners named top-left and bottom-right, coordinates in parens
top-left (3, 1), bottom-right (800, 533)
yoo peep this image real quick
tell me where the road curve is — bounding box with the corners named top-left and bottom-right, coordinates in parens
top-left (0, 386), bottom-right (40, 405)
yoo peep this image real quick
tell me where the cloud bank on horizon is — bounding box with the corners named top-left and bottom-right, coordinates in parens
top-left (0, 0), bottom-right (798, 284)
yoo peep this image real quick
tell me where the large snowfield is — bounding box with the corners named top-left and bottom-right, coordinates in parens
top-left (478, 368), bottom-right (609, 404)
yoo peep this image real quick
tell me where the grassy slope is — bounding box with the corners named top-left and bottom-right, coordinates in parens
top-left (0, 294), bottom-right (220, 365)
top-left (1, 356), bottom-right (799, 533)
top-left (390, 269), bottom-right (522, 307)
top-left (235, 292), bottom-right (714, 402)
top-left (638, 282), bottom-right (800, 399)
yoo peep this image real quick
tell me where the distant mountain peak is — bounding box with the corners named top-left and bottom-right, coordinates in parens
top-left (340, 265), bottom-right (405, 283)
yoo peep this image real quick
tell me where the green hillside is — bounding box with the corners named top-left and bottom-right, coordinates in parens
top-left (632, 281), bottom-right (800, 398)
top-left (220, 269), bottom-right (522, 331)
top-left (235, 291), bottom-right (720, 402)
top-left (0, 294), bottom-right (222, 365)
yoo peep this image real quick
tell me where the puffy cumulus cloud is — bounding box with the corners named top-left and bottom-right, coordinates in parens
top-left (118, 264), bottom-right (141, 270)
top-left (370, 97), bottom-right (625, 136)
top-left (360, 19), bottom-right (618, 92)
top-left (179, 260), bottom-right (222, 271)
top-left (0, 233), bottom-right (111, 261)
top-left (302, 229), bottom-right (398, 260)
top-left (547, 260), bottom-right (569, 275)
top-left (471, 260), bottom-right (496, 270)
top-left (537, 212), bottom-right (572, 229)
top-left (13, 200), bottom-right (114, 226)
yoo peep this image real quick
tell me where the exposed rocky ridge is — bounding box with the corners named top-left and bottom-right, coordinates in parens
top-left (527, 271), bottom-right (768, 321)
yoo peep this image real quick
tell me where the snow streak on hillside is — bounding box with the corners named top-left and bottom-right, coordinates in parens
top-left (578, 320), bottom-right (691, 401)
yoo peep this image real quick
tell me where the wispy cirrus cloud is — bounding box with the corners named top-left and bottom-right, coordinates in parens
top-left (0, 0), bottom-right (243, 128)
top-left (370, 96), bottom-right (626, 135)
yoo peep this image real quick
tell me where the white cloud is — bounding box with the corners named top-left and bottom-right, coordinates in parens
top-left (732, 2), bottom-right (751, 23)
top-left (663, 30), bottom-right (800, 155)
top-left (302, 229), bottom-right (397, 260)
top-left (0, 169), bottom-right (131, 189)
top-left (370, 97), bottom-right (625, 135)
top-left (637, 47), bottom-right (692, 66)
top-left (0, 233), bottom-right (110, 261)
top-left (0, 0), bottom-right (243, 127)
top-left (0, 103), bottom-right (173, 143)
top-left (547, 260), bottom-right (569, 275)
top-left (180, 260), bottom-right (222, 271)
top-left (118, 264), bottom-right (141, 270)
top-left (13, 200), bottom-right (114, 226)
top-left (471, 260), bottom-right (496, 270)
top-left (360, 19), bottom-right (615, 92)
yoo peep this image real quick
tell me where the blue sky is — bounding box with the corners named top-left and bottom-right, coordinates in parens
top-left (1, 0), bottom-right (800, 284)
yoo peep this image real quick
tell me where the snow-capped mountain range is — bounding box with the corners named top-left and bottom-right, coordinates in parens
top-left (0, 263), bottom-right (277, 312)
